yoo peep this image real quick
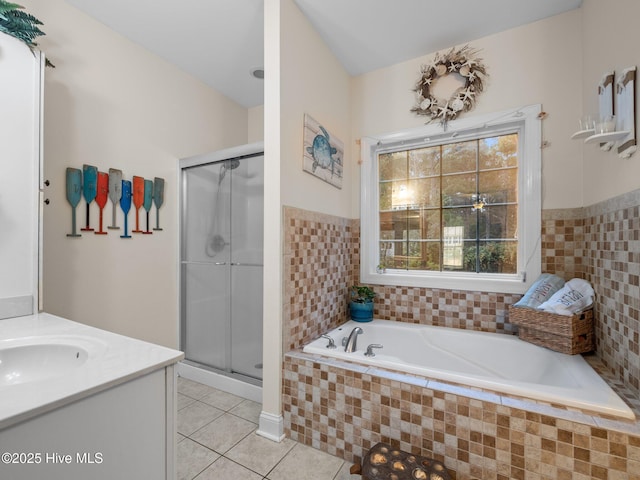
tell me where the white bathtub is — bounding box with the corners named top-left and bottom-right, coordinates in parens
top-left (303, 319), bottom-right (635, 420)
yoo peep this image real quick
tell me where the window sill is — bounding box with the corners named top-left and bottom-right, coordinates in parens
top-left (361, 269), bottom-right (533, 295)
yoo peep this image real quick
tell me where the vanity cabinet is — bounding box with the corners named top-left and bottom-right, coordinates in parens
top-left (0, 366), bottom-right (177, 479)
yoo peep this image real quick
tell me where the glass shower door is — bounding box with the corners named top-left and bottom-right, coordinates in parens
top-left (230, 156), bottom-right (264, 379)
top-left (182, 162), bottom-right (232, 371)
top-left (181, 154), bottom-right (263, 382)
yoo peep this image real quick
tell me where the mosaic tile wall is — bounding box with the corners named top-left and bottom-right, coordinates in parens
top-left (583, 190), bottom-right (640, 399)
top-left (283, 207), bottom-right (358, 352)
top-left (541, 208), bottom-right (586, 281)
top-left (283, 207), bottom-right (523, 353)
top-left (283, 354), bottom-right (640, 480)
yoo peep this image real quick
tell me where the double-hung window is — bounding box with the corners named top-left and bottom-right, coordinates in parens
top-left (360, 105), bottom-right (541, 294)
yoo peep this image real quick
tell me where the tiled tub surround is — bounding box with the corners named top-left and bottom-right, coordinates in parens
top-left (302, 320), bottom-right (635, 420)
top-left (283, 207), bottom-right (359, 352)
top-left (542, 189), bottom-right (640, 400)
top-left (282, 193), bottom-right (640, 479)
top-left (284, 353), bottom-right (640, 480)
top-left (583, 191), bottom-right (640, 399)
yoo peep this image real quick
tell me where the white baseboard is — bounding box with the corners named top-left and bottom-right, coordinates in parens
top-left (256, 411), bottom-right (285, 442)
top-left (177, 362), bottom-right (262, 403)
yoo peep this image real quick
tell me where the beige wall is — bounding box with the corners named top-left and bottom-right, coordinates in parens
top-left (248, 105), bottom-right (264, 143)
top-left (26, 0), bottom-right (248, 348)
top-left (581, 0), bottom-right (640, 206)
top-left (350, 10), bottom-right (584, 214)
top-left (279, 0), bottom-right (352, 219)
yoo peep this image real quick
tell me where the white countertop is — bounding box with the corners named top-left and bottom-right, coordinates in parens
top-left (0, 312), bottom-right (184, 429)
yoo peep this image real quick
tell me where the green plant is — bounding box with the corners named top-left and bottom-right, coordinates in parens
top-left (0, 1), bottom-right (53, 66)
top-left (350, 285), bottom-right (376, 304)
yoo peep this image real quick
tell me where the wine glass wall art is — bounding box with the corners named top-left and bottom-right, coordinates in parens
top-left (63, 166), bottom-right (165, 240)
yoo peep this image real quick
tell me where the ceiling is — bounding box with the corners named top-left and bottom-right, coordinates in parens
top-left (65, 0), bottom-right (583, 109)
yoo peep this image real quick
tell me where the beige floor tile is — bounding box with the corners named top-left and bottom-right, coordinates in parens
top-left (178, 393), bottom-right (197, 410)
top-left (190, 413), bottom-right (257, 454)
top-left (178, 400), bottom-right (224, 436)
top-left (230, 399), bottom-right (262, 423)
top-left (199, 388), bottom-right (245, 411)
top-left (194, 456), bottom-right (263, 480)
top-left (226, 432), bottom-right (296, 476)
top-left (267, 443), bottom-right (344, 480)
top-left (177, 438), bottom-right (219, 480)
top-left (178, 377), bottom-right (216, 400)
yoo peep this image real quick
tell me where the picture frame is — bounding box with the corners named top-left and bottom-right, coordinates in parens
top-left (303, 114), bottom-right (344, 189)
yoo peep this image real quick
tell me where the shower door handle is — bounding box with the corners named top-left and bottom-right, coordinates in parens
top-left (180, 261), bottom-right (227, 266)
top-left (230, 262), bottom-right (263, 267)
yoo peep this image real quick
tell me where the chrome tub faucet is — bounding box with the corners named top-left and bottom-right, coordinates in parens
top-left (344, 327), bottom-right (363, 353)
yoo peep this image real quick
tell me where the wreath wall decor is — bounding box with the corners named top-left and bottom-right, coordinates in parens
top-left (411, 45), bottom-right (487, 128)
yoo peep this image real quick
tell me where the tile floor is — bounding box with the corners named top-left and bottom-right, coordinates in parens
top-left (177, 377), bottom-right (359, 480)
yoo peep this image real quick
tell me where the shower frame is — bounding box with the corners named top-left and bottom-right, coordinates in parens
top-left (178, 142), bottom-right (264, 396)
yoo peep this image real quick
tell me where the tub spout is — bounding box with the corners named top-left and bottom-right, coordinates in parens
top-left (344, 327), bottom-right (363, 353)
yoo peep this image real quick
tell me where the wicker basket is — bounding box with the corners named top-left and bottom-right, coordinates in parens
top-left (508, 305), bottom-right (594, 354)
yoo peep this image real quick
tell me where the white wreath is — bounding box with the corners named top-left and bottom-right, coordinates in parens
top-left (411, 45), bottom-right (487, 126)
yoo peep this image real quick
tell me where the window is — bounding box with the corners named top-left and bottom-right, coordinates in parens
top-left (360, 105), bottom-right (541, 294)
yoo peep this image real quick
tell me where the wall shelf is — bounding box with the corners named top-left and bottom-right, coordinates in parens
top-left (584, 131), bottom-right (631, 144)
top-left (571, 129), bottom-right (594, 140)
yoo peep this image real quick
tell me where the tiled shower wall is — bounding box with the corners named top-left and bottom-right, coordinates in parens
top-left (284, 186), bottom-right (640, 399)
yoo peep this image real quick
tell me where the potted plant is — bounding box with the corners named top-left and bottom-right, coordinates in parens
top-left (349, 285), bottom-right (376, 322)
top-left (0, 1), bottom-right (54, 67)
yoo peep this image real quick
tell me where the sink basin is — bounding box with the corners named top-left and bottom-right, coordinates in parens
top-left (0, 343), bottom-right (89, 387)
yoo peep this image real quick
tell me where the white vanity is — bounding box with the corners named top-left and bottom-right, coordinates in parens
top-left (0, 313), bottom-right (183, 479)
top-left (0, 26), bottom-right (183, 480)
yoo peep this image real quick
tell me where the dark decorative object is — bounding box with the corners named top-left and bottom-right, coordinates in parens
top-left (411, 45), bottom-right (487, 128)
top-left (351, 442), bottom-right (452, 480)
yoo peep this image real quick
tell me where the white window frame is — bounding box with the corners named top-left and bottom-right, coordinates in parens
top-left (360, 104), bottom-right (541, 294)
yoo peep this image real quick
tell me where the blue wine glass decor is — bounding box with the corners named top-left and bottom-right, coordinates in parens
top-left (120, 179), bottom-right (132, 239)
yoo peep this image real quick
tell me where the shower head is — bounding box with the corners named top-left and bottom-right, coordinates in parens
top-left (218, 159), bottom-right (240, 184)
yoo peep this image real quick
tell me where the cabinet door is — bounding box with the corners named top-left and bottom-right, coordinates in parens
top-left (0, 34), bottom-right (43, 318)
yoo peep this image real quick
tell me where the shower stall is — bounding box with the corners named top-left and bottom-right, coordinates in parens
top-left (179, 143), bottom-right (264, 398)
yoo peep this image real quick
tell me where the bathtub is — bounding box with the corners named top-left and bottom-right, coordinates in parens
top-left (303, 319), bottom-right (634, 420)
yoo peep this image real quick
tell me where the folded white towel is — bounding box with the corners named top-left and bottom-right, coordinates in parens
top-left (538, 278), bottom-right (594, 316)
top-left (514, 273), bottom-right (565, 309)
